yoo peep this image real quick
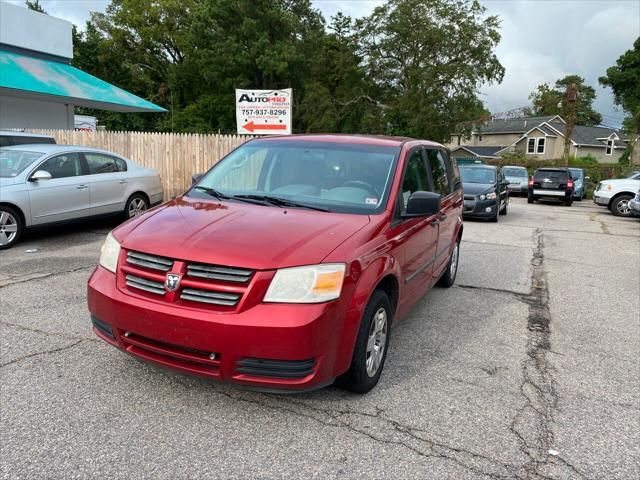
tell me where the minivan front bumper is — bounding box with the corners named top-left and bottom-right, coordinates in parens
top-left (87, 266), bottom-right (346, 391)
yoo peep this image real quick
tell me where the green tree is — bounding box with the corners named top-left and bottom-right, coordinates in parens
top-left (25, 0), bottom-right (46, 13)
top-left (355, 0), bottom-right (504, 142)
top-left (529, 75), bottom-right (603, 126)
top-left (599, 38), bottom-right (640, 164)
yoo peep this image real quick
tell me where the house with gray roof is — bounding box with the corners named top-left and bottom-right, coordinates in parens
top-left (447, 115), bottom-right (631, 163)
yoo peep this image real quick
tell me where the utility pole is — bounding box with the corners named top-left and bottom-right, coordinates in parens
top-left (562, 84), bottom-right (578, 166)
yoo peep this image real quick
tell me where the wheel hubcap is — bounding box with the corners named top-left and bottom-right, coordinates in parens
top-left (129, 198), bottom-right (147, 218)
top-left (366, 307), bottom-right (388, 377)
top-left (0, 211), bottom-right (18, 246)
top-left (450, 242), bottom-right (459, 277)
top-left (617, 200), bottom-right (630, 215)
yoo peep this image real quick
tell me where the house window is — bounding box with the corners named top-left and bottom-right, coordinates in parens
top-left (478, 135), bottom-right (483, 142)
top-left (527, 137), bottom-right (545, 155)
top-left (527, 138), bottom-right (536, 154)
top-left (606, 139), bottom-right (614, 155)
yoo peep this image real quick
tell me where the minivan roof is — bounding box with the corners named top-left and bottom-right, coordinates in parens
top-left (252, 134), bottom-right (443, 149)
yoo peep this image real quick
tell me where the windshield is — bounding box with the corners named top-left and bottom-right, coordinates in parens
top-left (459, 166), bottom-right (496, 184)
top-left (568, 168), bottom-right (583, 179)
top-left (628, 171), bottom-right (640, 180)
top-left (0, 148), bottom-right (43, 178)
top-left (190, 140), bottom-right (400, 214)
top-left (503, 167), bottom-right (527, 177)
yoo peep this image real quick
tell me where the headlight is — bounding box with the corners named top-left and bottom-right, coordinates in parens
top-left (606, 184), bottom-right (612, 191)
top-left (99, 232), bottom-right (121, 273)
top-left (264, 263), bottom-right (346, 303)
top-left (480, 192), bottom-right (497, 200)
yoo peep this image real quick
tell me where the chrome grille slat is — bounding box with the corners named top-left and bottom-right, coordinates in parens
top-left (127, 251), bottom-right (173, 272)
top-left (187, 263), bottom-right (253, 283)
top-left (125, 274), bottom-right (165, 295)
top-left (180, 288), bottom-right (240, 306)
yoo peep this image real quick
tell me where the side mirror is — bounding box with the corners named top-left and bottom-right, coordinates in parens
top-left (191, 173), bottom-right (204, 185)
top-left (29, 170), bottom-right (52, 182)
top-left (404, 191), bottom-right (441, 217)
top-left (501, 180), bottom-right (510, 186)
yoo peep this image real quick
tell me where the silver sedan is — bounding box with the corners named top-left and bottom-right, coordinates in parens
top-left (0, 144), bottom-right (164, 249)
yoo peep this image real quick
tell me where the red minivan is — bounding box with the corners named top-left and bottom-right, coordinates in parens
top-left (88, 135), bottom-right (463, 393)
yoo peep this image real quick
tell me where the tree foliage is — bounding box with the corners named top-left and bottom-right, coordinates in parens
top-left (599, 37), bottom-right (640, 133)
top-left (528, 75), bottom-right (602, 126)
top-left (25, 0), bottom-right (46, 13)
top-left (72, 0), bottom-right (504, 138)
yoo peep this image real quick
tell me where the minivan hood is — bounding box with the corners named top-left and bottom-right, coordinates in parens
top-left (462, 182), bottom-right (495, 196)
top-left (0, 176), bottom-right (16, 186)
top-left (115, 196), bottom-right (371, 270)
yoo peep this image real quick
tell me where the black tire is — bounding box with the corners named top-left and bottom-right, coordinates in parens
top-left (565, 199), bottom-right (573, 207)
top-left (337, 290), bottom-right (392, 394)
top-left (124, 193), bottom-right (150, 219)
top-left (610, 194), bottom-right (634, 217)
top-left (0, 206), bottom-right (23, 250)
top-left (527, 195), bottom-right (534, 204)
top-left (437, 239), bottom-right (460, 288)
top-left (490, 208), bottom-right (499, 222)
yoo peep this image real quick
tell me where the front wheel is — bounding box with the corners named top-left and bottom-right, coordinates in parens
top-left (610, 194), bottom-right (633, 217)
top-left (0, 206), bottom-right (23, 250)
top-left (500, 198), bottom-right (508, 215)
top-left (437, 240), bottom-right (460, 288)
top-left (337, 290), bottom-right (391, 394)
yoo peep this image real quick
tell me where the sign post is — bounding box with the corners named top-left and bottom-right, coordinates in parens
top-left (236, 89), bottom-right (292, 135)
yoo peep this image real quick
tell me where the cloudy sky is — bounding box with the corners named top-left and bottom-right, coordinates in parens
top-left (6, 0), bottom-right (639, 126)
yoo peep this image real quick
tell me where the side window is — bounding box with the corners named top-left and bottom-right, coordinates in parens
top-left (424, 149), bottom-right (450, 196)
top-left (85, 153), bottom-right (119, 174)
top-left (400, 149), bottom-right (428, 210)
top-left (114, 157), bottom-right (128, 172)
top-left (38, 153), bottom-right (82, 179)
top-left (441, 150), bottom-right (461, 191)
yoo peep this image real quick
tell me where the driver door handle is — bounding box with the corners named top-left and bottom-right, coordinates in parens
top-left (76, 184), bottom-right (88, 190)
top-left (119, 179), bottom-right (128, 184)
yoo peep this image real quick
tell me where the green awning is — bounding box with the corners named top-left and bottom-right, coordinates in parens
top-left (0, 49), bottom-right (166, 113)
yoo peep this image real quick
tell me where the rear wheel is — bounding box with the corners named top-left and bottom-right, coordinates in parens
top-left (565, 198), bottom-right (573, 207)
top-left (0, 206), bottom-right (23, 250)
top-left (125, 193), bottom-right (150, 219)
top-left (500, 197), bottom-right (508, 215)
top-left (610, 194), bottom-right (633, 217)
top-left (338, 290), bottom-right (391, 394)
top-left (527, 194), bottom-right (534, 204)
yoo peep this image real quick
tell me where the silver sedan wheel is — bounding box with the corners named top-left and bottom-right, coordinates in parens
top-left (128, 198), bottom-right (148, 218)
top-left (0, 211), bottom-right (19, 246)
top-left (366, 307), bottom-right (388, 377)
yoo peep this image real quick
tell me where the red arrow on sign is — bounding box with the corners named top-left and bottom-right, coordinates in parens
top-left (242, 121), bottom-right (287, 133)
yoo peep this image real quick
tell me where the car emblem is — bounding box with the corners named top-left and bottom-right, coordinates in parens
top-left (165, 273), bottom-right (181, 292)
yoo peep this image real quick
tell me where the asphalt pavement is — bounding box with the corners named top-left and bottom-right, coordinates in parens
top-left (1, 198), bottom-right (638, 479)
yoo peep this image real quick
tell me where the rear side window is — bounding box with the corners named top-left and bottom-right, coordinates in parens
top-left (424, 149), bottom-right (450, 196)
top-left (0, 135), bottom-right (55, 147)
top-left (39, 153), bottom-right (83, 179)
top-left (441, 150), bottom-right (460, 191)
top-left (85, 153), bottom-right (124, 174)
top-left (400, 149), bottom-right (429, 209)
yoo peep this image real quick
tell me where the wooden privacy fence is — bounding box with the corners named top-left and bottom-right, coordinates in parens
top-left (27, 130), bottom-right (255, 199)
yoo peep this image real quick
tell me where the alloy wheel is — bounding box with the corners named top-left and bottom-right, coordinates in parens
top-left (616, 199), bottom-right (631, 216)
top-left (450, 242), bottom-right (459, 278)
top-left (0, 211), bottom-right (18, 246)
top-left (366, 307), bottom-right (388, 377)
top-left (128, 198), bottom-right (148, 218)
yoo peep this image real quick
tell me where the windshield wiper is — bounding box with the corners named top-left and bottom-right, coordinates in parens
top-left (232, 194), bottom-right (331, 212)
top-left (194, 186), bottom-right (230, 201)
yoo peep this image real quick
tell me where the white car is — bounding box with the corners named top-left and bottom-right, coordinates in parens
top-left (593, 171), bottom-right (640, 217)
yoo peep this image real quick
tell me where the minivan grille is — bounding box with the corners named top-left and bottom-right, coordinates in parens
top-left (120, 249), bottom-right (254, 310)
top-left (127, 251), bottom-right (173, 272)
top-left (125, 274), bottom-right (165, 295)
top-left (186, 263), bottom-right (253, 283)
top-left (180, 288), bottom-right (241, 306)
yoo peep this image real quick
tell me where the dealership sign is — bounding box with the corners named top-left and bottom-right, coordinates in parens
top-left (236, 89), bottom-right (292, 135)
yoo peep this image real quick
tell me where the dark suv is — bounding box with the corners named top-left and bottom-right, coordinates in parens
top-left (528, 168), bottom-right (574, 206)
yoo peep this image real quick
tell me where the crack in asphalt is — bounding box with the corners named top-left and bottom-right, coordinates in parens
top-left (588, 213), bottom-right (610, 235)
top-left (0, 339), bottom-right (85, 368)
top-left (0, 320), bottom-right (98, 343)
top-left (455, 283), bottom-right (529, 299)
top-left (207, 388), bottom-right (531, 479)
top-left (0, 265), bottom-right (95, 288)
top-left (508, 228), bottom-right (590, 480)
